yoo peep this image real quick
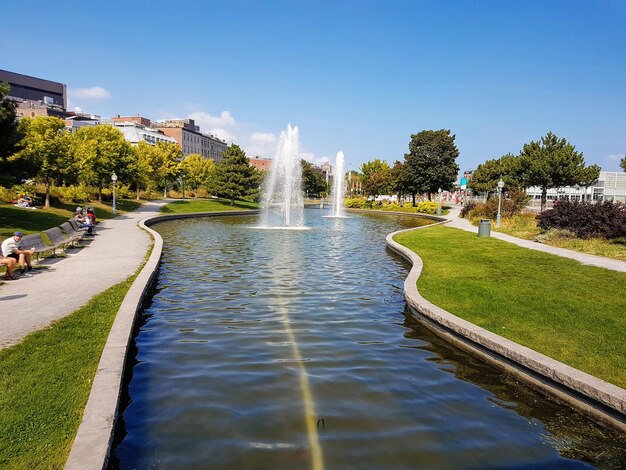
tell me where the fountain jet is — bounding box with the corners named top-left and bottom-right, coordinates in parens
top-left (324, 151), bottom-right (349, 219)
top-left (259, 125), bottom-right (306, 229)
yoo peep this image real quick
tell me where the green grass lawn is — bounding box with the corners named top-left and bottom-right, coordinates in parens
top-left (0, 199), bottom-right (143, 239)
top-left (160, 197), bottom-right (259, 214)
top-left (393, 225), bottom-right (626, 389)
top-left (0, 275), bottom-right (137, 469)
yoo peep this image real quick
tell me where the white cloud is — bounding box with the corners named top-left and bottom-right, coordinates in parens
top-left (188, 110), bottom-right (236, 129)
top-left (210, 127), bottom-right (237, 143)
top-left (70, 86), bottom-right (111, 99)
top-left (250, 132), bottom-right (277, 144)
top-left (301, 151), bottom-right (330, 167)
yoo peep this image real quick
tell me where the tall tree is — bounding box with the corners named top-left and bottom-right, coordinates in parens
top-left (154, 141), bottom-right (183, 197)
top-left (620, 154), bottom-right (626, 172)
top-left (0, 82), bottom-right (26, 186)
top-left (470, 153), bottom-right (523, 196)
top-left (360, 159), bottom-right (392, 197)
top-left (11, 116), bottom-right (72, 207)
top-left (403, 129), bottom-right (460, 201)
top-left (215, 144), bottom-right (260, 205)
top-left (390, 160), bottom-right (408, 203)
top-left (131, 141), bottom-right (161, 199)
top-left (519, 132), bottom-right (599, 211)
top-left (180, 153), bottom-right (216, 196)
top-left (577, 164), bottom-right (601, 202)
top-left (301, 159), bottom-right (326, 196)
top-left (72, 125), bottom-right (134, 202)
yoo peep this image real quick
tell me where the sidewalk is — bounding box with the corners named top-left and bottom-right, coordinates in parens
top-left (442, 205), bottom-right (626, 273)
top-left (0, 200), bottom-right (167, 349)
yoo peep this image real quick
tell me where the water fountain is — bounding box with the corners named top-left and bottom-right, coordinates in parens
top-left (323, 151), bottom-right (348, 218)
top-left (259, 124), bottom-right (307, 229)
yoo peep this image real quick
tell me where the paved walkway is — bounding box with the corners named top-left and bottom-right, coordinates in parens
top-left (0, 200), bottom-right (167, 349)
top-left (442, 205), bottom-right (626, 273)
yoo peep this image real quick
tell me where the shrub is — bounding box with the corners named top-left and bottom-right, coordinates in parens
top-left (536, 228), bottom-right (577, 243)
top-left (52, 184), bottom-right (91, 203)
top-left (468, 190), bottom-right (531, 221)
top-left (344, 198), bottom-right (370, 209)
top-left (537, 200), bottom-right (626, 239)
top-left (460, 201), bottom-right (476, 218)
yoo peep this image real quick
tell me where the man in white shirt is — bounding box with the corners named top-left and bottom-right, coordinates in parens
top-left (1, 232), bottom-right (33, 274)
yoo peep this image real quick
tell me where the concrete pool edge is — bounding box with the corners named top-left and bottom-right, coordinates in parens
top-left (386, 223), bottom-right (626, 433)
top-left (64, 210), bottom-right (259, 470)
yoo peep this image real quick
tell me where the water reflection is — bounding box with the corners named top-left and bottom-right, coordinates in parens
top-left (110, 211), bottom-right (626, 470)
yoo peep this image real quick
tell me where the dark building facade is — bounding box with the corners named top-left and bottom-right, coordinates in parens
top-left (0, 69), bottom-right (67, 109)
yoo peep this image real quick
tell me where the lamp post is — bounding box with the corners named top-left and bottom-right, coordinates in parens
top-left (437, 188), bottom-right (442, 215)
top-left (496, 179), bottom-right (504, 227)
top-left (111, 172), bottom-right (118, 216)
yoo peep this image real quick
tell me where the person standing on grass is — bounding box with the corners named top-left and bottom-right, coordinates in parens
top-left (0, 244), bottom-right (17, 280)
top-left (1, 232), bottom-right (33, 274)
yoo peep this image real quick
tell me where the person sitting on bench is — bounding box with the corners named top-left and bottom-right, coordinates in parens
top-left (1, 232), bottom-right (33, 274)
top-left (0, 245), bottom-right (17, 280)
top-left (74, 208), bottom-right (94, 234)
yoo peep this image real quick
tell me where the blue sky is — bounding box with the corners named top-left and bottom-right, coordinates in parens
top-left (2, 0), bottom-right (625, 173)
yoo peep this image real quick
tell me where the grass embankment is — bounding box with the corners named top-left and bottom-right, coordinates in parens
top-left (393, 225), bottom-right (626, 389)
top-left (0, 199), bottom-right (142, 240)
top-left (160, 197), bottom-right (259, 214)
top-left (472, 213), bottom-right (626, 262)
top-left (0, 275), bottom-right (137, 469)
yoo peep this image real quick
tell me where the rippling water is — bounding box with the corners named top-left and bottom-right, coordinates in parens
top-left (111, 210), bottom-right (626, 469)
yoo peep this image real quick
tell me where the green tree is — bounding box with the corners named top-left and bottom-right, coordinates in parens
top-left (403, 129), bottom-right (460, 201)
top-left (301, 159), bottom-right (326, 196)
top-left (131, 141), bottom-right (160, 198)
top-left (179, 153), bottom-right (216, 196)
top-left (11, 116), bottom-right (72, 207)
top-left (154, 142), bottom-right (183, 197)
top-left (215, 144), bottom-right (261, 205)
top-left (620, 155), bottom-right (626, 172)
top-left (470, 153), bottom-right (523, 197)
top-left (519, 132), bottom-right (599, 211)
top-left (360, 159), bottom-right (392, 197)
top-left (72, 125), bottom-right (135, 202)
top-left (0, 82), bottom-right (27, 186)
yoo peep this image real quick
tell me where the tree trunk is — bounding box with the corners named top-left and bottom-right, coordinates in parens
top-left (163, 180), bottom-right (167, 198)
top-left (136, 182), bottom-right (140, 200)
top-left (541, 187), bottom-right (547, 212)
top-left (230, 198), bottom-right (235, 206)
top-left (412, 194), bottom-right (416, 206)
top-left (45, 180), bottom-right (51, 208)
top-left (98, 181), bottom-right (103, 203)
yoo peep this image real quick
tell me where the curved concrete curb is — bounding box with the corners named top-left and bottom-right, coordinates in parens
top-left (386, 224), bottom-right (626, 432)
top-left (65, 210), bottom-right (259, 470)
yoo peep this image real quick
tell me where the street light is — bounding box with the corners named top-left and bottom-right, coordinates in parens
top-left (111, 172), bottom-right (118, 216)
top-left (496, 179), bottom-right (504, 227)
top-left (436, 188), bottom-right (442, 215)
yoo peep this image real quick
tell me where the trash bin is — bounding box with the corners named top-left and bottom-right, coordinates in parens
top-left (477, 219), bottom-right (491, 237)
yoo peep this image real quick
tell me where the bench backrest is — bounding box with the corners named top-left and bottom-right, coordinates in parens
top-left (60, 222), bottom-right (79, 237)
top-left (44, 227), bottom-right (69, 245)
top-left (68, 218), bottom-right (80, 230)
top-left (21, 233), bottom-right (48, 250)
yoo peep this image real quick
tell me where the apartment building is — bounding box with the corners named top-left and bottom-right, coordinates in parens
top-left (0, 69), bottom-right (71, 119)
top-left (152, 119), bottom-right (228, 163)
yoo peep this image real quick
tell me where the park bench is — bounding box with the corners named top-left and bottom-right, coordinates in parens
top-left (43, 227), bottom-right (73, 256)
top-left (20, 233), bottom-right (54, 261)
top-left (60, 221), bottom-right (86, 246)
top-left (68, 218), bottom-right (91, 233)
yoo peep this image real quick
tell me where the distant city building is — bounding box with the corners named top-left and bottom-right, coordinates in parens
top-left (106, 120), bottom-right (176, 146)
top-left (320, 161), bottom-right (333, 177)
top-left (249, 157), bottom-right (272, 171)
top-left (526, 171), bottom-right (626, 203)
top-left (0, 69), bottom-right (71, 119)
top-left (64, 113), bottom-right (101, 131)
top-left (111, 115), bottom-right (152, 127)
top-left (152, 118), bottom-right (228, 163)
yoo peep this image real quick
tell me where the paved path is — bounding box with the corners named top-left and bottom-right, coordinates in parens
top-left (442, 205), bottom-right (626, 272)
top-left (0, 200), bottom-right (167, 349)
